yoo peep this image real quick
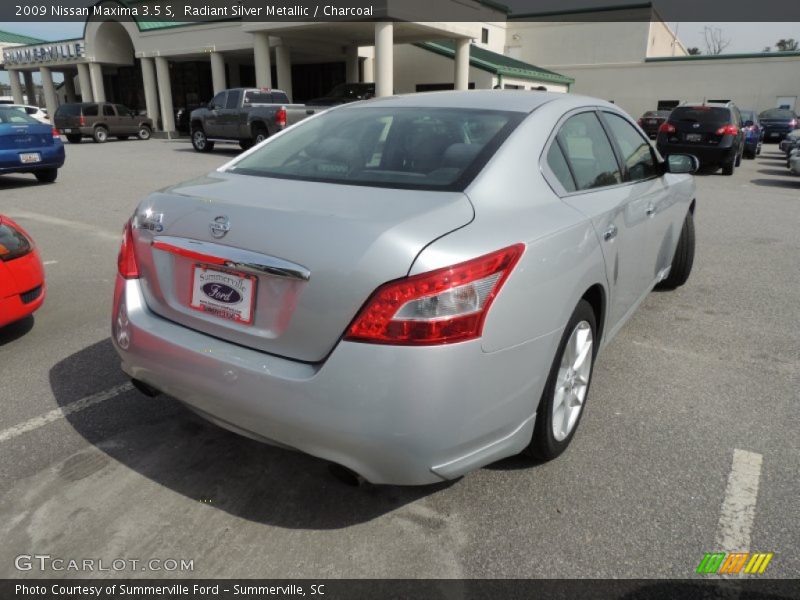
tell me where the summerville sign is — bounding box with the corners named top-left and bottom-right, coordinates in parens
top-left (3, 42), bottom-right (86, 66)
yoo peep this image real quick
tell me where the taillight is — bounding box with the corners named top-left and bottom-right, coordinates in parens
top-left (52, 127), bottom-right (60, 138)
top-left (659, 122), bottom-right (676, 134)
top-left (344, 244), bottom-right (524, 346)
top-left (79, 116), bottom-right (86, 127)
top-left (715, 124), bottom-right (739, 136)
top-left (275, 107), bottom-right (287, 128)
top-left (117, 219), bottom-right (139, 279)
top-left (0, 218), bottom-right (33, 262)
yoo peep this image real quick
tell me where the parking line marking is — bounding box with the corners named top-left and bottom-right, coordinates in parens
top-left (0, 382), bottom-right (134, 443)
top-left (715, 449), bottom-right (763, 553)
top-left (4, 210), bottom-right (120, 242)
top-left (43, 260), bottom-right (58, 265)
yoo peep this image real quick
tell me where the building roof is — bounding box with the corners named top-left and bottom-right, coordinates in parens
top-left (0, 30), bottom-right (47, 45)
top-left (646, 51), bottom-right (800, 62)
top-left (416, 41), bottom-right (574, 85)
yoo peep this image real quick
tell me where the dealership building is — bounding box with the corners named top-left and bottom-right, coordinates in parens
top-left (1, 1), bottom-right (798, 132)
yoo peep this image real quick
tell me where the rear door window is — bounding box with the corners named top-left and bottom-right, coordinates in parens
top-left (546, 141), bottom-right (576, 192)
top-left (603, 112), bottom-right (658, 181)
top-left (556, 112), bottom-right (622, 191)
top-left (103, 104), bottom-right (115, 117)
top-left (83, 104), bottom-right (98, 117)
top-left (225, 90), bottom-right (241, 109)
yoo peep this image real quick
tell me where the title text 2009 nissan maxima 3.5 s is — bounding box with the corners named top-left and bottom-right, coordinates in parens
top-left (112, 91), bottom-right (698, 485)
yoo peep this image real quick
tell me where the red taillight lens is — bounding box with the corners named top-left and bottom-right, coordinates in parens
top-left (715, 124), bottom-right (739, 136)
top-left (79, 116), bottom-right (86, 126)
top-left (344, 244), bottom-right (524, 346)
top-left (658, 122), bottom-right (676, 134)
top-left (276, 107), bottom-right (287, 127)
top-left (0, 217), bottom-right (33, 262)
top-left (52, 127), bottom-right (60, 138)
top-left (117, 219), bottom-right (139, 279)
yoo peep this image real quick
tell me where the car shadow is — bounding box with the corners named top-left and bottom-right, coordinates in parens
top-left (0, 174), bottom-right (41, 188)
top-left (750, 178), bottom-right (799, 189)
top-left (48, 338), bottom-right (451, 529)
top-left (173, 147), bottom-right (242, 157)
top-left (0, 315), bottom-right (35, 346)
top-left (757, 168), bottom-right (793, 177)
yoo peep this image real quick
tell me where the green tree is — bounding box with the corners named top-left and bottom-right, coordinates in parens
top-left (776, 38), bottom-right (799, 51)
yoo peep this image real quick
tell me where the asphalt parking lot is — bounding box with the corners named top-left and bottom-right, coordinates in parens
top-left (0, 138), bottom-right (797, 579)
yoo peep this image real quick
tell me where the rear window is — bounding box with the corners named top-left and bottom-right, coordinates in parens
top-left (55, 104), bottom-right (82, 117)
top-left (244, 91), bottom-right (285, 105)
top-left (83, 105), bottom-right (99, 117)
top-left (0, 108), bottom-right (40, 125)
top-left (228, 106), bottom-right (523, 191)
top-left (759, 108), bottom-right (795, 119)
top-left (669, 107), bottom-right (730, 125)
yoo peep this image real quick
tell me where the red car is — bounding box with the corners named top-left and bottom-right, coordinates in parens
top-left (0, 215), bottom-right (45, 328)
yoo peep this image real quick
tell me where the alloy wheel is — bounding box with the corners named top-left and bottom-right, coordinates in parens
top-left (551, 320), bottom-right (593, 442)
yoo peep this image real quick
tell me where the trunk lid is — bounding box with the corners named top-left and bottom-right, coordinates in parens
top-left (0, 122), bottom-right (53, 150)
top-left (133, 172), bottom-right (474, 362)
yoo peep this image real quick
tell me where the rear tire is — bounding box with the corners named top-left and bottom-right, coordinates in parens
top-left (252, 125), bottom-right (268, 146)
top-left (191, 128), bottom-right (214, 153)
top-left (526, 300), bottom-right (597, 461)
top-left (66, 134), bottom-right (82, 144)
top-left (721, 160), bottom-right (734, 176)
top-left (92, 126), bottom-right (108, 144)
top-left (734, 150), bottom-right (742, 167)
top-left (34, 169), bottom-right (58, 183)
top-left (657, 211), bottom-right (695, 290)
top-left (239, 139), bottom-right (253, 151)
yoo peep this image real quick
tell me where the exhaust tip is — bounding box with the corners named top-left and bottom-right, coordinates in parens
top-left (131, 378), bottom-right (161, 398)
top-left (328, 463), bottom-right (367, 487)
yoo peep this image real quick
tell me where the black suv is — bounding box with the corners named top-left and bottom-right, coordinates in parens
top-left (656, 102), bottom-right (745, 175)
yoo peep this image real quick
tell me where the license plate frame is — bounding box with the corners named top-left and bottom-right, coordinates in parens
top-left (19, 152), bottom-right (42, 164)
top-left (189, 264), bottom-right (257, 326)
top-left (685, 133), bottom-right (703, 142)
top-left (62, 128), bottom-right (73, 134)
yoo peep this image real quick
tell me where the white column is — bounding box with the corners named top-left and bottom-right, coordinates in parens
top-left (155, 56), bottom-right (176, 134)
top-left (345, 45), bottom-right (359, 83)
top-left (63, 72), bottom-right (77, 103)
top-left (210, 51), bottom-right (226, 95)
top-left (39, 67), bottom-right (58, 119)
top-left (374, 22), bottom-right (393, 97)
top-left (23, 71), bottom-right (36, 105)
top-left (275, 42), bottom-right (292, 101)
top-left (8, 70), bottom-right (24, 105)
top-left (228, 58), bottom-right (241, 88)
top-left (253, 31), bottom-right (272, 88)
top-left (362, 57), bottom-right (374, 83)
top-left (89, 62), bottom-right (105, 102)
top-left (140, 57), bottom-right (160, 128)
top-left (454, 38), bottom-right (470, 91)
top-left (77, 63), bottom-right (93, 102)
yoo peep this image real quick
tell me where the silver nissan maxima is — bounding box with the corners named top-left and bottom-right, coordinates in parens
top-left (112, 91), bottom-right (697, 485)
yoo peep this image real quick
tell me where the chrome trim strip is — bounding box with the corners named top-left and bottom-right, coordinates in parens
top-left (153, 235), bottom-right (311, 282)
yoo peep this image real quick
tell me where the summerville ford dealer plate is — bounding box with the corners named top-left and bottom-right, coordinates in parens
top-left (189, 264), bottom-right (256, 325)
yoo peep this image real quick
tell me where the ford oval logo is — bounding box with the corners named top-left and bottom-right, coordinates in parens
top-left (201, 283), bottom-right (242, 304)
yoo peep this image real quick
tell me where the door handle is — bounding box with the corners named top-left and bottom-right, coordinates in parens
top-left (603, 224), bottom-right (618, 241)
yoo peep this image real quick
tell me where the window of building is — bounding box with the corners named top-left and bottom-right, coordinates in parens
top-left (481, 28), bottom-right (489, 44)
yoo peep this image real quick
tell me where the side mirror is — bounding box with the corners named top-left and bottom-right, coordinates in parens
top-left (666, 154), bottom-right (699, 174)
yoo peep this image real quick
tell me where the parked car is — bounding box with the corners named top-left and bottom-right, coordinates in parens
top-left (656, 101), bottom-right (745, 175)
top-left (758, 108), bottom-right (798, 142)
top-left (0, 106), bottom-right (64, 183)
top-left (307, 82), bottom-right (376, 107)
top-left (789, 153), bottom-right (800, 176)
top-left (739, 109), bottom-right (763, 158)
top-left (5, 104), bottom-right (49, 124)
top-left (0, 215), bottom-right (45, 328)
top-left (190, 88), bottom-right (319, 153)
top-left (637, 110), bottom-right (671, 138)
top-left (113, 91), bottom-right (698, 486)
top-left (53, 102), bottom-right (153, 144)
top-left (176, 104), bottom-right (203, 135)
top-left (778, 129), bottom-right (800, 155)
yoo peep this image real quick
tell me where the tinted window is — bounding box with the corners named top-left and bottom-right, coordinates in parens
top-left (272, 92), bottom-right (289, 103)
top-left (0, 108), bottom-right (40, 124)
top-left (670, 107), bottom-right (730, 125)
top-left (604, 113), bottom-right (658, 181)
top-left (229, 107), bottom-right (522, 191)
top-left (55, 104), bottom-right (82, 117)
top-left (83, 104), bottom-right (98, 117)
top-left (244, 91), bottom-right (274, 105)
top-left (103, 105), bottom-right (115, 116)
top-left (211, 92), bottom-right (226, 109)
top-left (25, 107), bottom-right (37, 115)
top-left (225, 90), bottom-right (241, 109)
top-left (546, 141), bottom-right (576, 192)
top-left (556, 112), bottom-right (622, 191)
top-left (115, 104), bottom-right (132, 116)
top-left (759, 108), bottom-right (795, 119)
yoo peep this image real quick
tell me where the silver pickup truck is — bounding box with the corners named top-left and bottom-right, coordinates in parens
top-left (189, 88), bottom-right (319, 153)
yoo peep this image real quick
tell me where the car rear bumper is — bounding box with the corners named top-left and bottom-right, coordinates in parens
top-left (0, 251), bottom-right (45, 328)
top-left (762, 128), bottom-right (791, 141)
top-left (0, 144), bottom-right (64, 173)
top-left (656, 142), bottom-right (738, 166)
top-left (112, 277), bottom-right (557, 485)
